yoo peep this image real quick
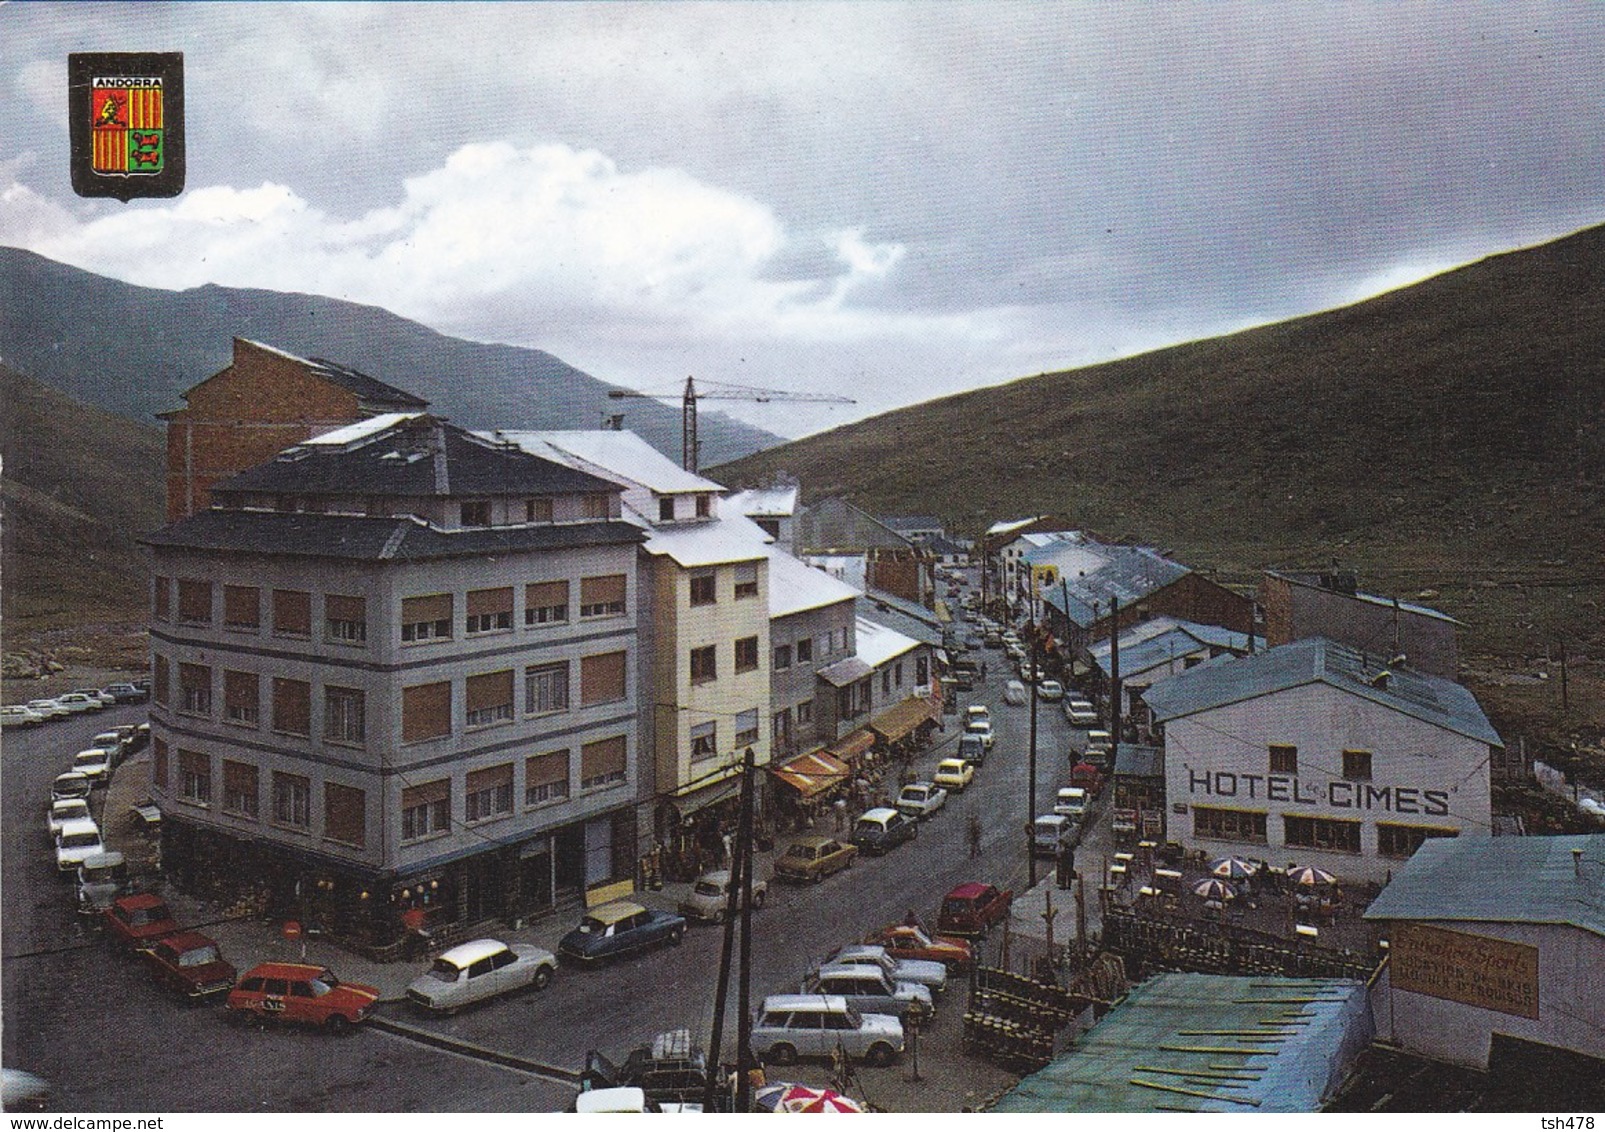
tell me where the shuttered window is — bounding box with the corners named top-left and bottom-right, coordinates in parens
top-left (153, 576), bottom-right (171, 620)
top-left (580, 574), bottom-right (626, 618)
top-left (525, 750), bottom-right (570, 806)
top-left (525, 580), bottom-right (569, 626)
top-left (272, 589), bottom-right (311, 637)
top-left (465, 670), bottom-right (514, 727)
top-left (524, 662), bottom-right (569, 715)
top-left (735, 708), bottom-right (759, 747)
top-left (154, 655), bottom-right (170, 706)
top-left (223, 670), bottom-right (259, 726)
top-left (152, 737), bottom-right (168, 791)
top-left (223, 585), bottom-right (260, 629)
top-left (178, 749), bottom-right (210, 804)
top-left (324, 686), bottom-right (366, 745)
top-left (402, 681), bottom-right (452, 742)
top-left (465, 764), bottom-right (514, 822)
top-left (271, 678), bottom-right (311, 736)
top-left (734, 561), bottom-right (759, 599)
top-left (222, 760), bottom-right (259, 818)
top-left (402, 594), bottom-right (453, 642)
top-left (735, 636), bottom-right (759, 673)
top-left (401, 779), bottom-right (451, 840)
top-left (324, 594), bottom-right (366, 643)
top-left (466, 587), bottom-right (514, 634)
top-left (177, 579), bottom-right (213, 624)
top-left (526, 497), bottom-right (554, 523)
top-left (178, 663), bottom-right (212, 716)
top-left (580, 735), bottom-right (627, 790)
top-left (580, 650), bottom-right (627, 706)
top-left (271, 772), bottom-right (311, 829)
top-left (324, 782), bottom-right (366, 847)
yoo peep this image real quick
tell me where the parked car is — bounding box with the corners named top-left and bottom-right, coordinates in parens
top-left (750, 994), bottom-right (903, 1067)
top-left (936, 882), bottom-right (1012, 939)
top-left (1032, 814), bottom-right (1078, 857)
top-left (581, 1029), bottom-right (714, 1111)
top-left (965, 705), bottom-right (991, 728)
top-left (862, 923), bottom-right (973, 971)
top-left (895, 781), bottom-right (947, 821)
top-left (104, 683), bottom-right (149, 704)
top-left (55, 693), bottom-right (101, 714)
top-left (226, 962), bottom-right (379, 1032)
top-left (406, 938), bottom-right (556, 1012)
top-left (54, 818), bottom-right (104, 873)
top-left (143, 931), bottom-right (237, 1000)
top-left (1018, 662), bottom-right (1045, 684)
top-left (127, 722), bottom-right (151, 754)
top-left (103, 893), bottom-right (179, 951)
top-left (932, 758), bottom-right (974, 793)
top-left (51, 772), bottom-right (92, 801)
top-left (1037, 679), bottom-right (1065, 702)
top-left (678, 869), bottom-right (768, 923)
top-left (92, 729), bottom-right (127, 753)
top-left (1002, 679), bottom-right (1027, 706)
top-left (558, 901), bottom-right (687, 964)
top-left (76, 851), bottom-right (130, 917)
top-left (48, 797), bottom-right (91, 840)
top-left (1084, 729), bottom-right (1112, 753)
top-left (1, 705), bottom-right (45, 727)
top-left (1064, 700), bottom-right (1098, 726)
top-left (71, 748), bottom-right (114, 785)
top-left (802, 963), bottom-right (931, 1022)
top-left (77, 689), bottom-right (117, 707)
top-left (983, 631), bottom-right (1002, 648)
top-left (1054, 786), bottom-right (1089, 820)
top-left (850, 807), bottom-right (918, 855)
top-left (773, 835), bottom-right (858, 884)
top-left (957, 733), bottom-right (988, 767)
top-left (1071, 761), bottom-right (1105, 797)
top-left (28, 699), bottom-right (67, 721)
top-left (964, 720), bottom-right (995, 752)
top-left (826, 943), bottom-right (948, 995)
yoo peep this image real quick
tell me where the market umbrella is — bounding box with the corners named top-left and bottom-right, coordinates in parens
top-left (1191, 877), bottom-right (1237, 901)
top-left (1286, 865), bottom-right (1337, 887)
top-left (762, 1085), bottom-right (865, 1113)
top-left (1208, 856), bottom-right (1257, 881)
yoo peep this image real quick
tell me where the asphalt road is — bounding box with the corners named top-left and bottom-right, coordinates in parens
top-left (2, 593), bottom-right (1085, 1111)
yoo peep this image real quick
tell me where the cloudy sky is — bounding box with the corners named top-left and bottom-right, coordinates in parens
top-left (5, 3), bottom-right (1604, 436)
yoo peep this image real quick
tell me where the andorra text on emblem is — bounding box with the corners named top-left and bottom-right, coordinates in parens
top-left (69, 53), bottom-right (185, 201)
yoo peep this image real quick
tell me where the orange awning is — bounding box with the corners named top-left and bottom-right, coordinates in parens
top-left (770, 750), bottom-right (852, 800)
top-left (869, 696), bottom-right (936, 744)
top-left (825, 729), bottom-right (876, 765)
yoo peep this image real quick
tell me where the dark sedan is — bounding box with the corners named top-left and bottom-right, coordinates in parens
top-left (559, 901), bottom-right (686, 965)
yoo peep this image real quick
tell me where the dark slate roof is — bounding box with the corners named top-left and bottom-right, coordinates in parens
top-left (1114, 743), bottom-right (1164, 779)
top-left (304, 356), bottom-right (428, 410)
top-left (214, 417), bottom-right (617, 498)
top-left (142, 509), bottom-right (643, 562)
top-left (881, 515), bottom-right (944, 532)
top-left (817, 656), bottom-right (874, 687)
top-left (1142, 636), bottom-right (1502, 747)
top-left (1363, 834), bottom-right (1605, 938)
top-left (1090, 623), bottom-right (1258, 678)
top-left (854, 595), bottom-right (942, 648)
top-left (795, 497), bottom-right (914, 553)
top-left (1038, 545), bottom-right (1192, 628)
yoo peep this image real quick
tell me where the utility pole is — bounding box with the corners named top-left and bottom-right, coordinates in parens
top-left (1560, 639), bottom-right (1570, 713)
top-left (703, 758), bottom-right (744, 1113)
top-left (734, 746), bottom-right (757, 1114)
top-left (1028, 599), bottom-right (1041, 888)
top-left (1109, 595), bottom-right (1122, 749)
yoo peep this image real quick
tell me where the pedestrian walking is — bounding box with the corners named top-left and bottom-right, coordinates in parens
top-left (968, 813), bottom-right (983, 858)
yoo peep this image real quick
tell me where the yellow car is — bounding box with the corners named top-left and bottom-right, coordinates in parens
top-left (932, 757), bottom-right (975, 793)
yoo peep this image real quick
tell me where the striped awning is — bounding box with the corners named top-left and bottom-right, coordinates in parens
top-left (869, 696), bottom-right (936, 744)
top-left (825, 729), bottom-right (876, 764)
top-left (770, 750), bottom-right (851, 800)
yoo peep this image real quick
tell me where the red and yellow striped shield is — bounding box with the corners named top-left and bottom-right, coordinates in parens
top-left (91, 79), bottom-right (164, 175)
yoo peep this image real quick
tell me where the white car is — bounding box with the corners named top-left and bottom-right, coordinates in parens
top-left (965, 705), bottom-right (991, 728)
top-left (827, 944), bottom-right (948, 995)
top-left (52, 772), bottom-right (93, 801)
top-left (1037, 680), bottom-right (1065, 702)
top-left (49, 797), bottom-right (92, 839)
top-left (92, 731), bottom-right (127, 755)
top-left (2, 705), bottom-right (45, 727)
top-left (678, 869), bottom-right (770, 922)
top-left (895, 781), bottom-right (948, 820)
top-left (72, 748), bottom-right (114, 784)
top-left (54, 693), bottom-right (100, 715)
top-left (751, 994), bottom-right (903, 1067)
top-left (74, 689), bottom-right (116, 708)
top-left (1054, 787), bottom-right (1089, 820)
top-left (933, 758), bottom-right (974, 793)
top-left (1064, 700), bottom-right (1098, 726)
top-left (404, 938), bottom-right (556, 1013)
top-left (28, 699), bottom-right (67, 721)
top-left (965, 719), bottom-right (995, 749)
top-left (55, 817), bottom-right (105, 873)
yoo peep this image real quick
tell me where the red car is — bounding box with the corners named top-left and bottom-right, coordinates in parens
top-left (226, 962), bottom-right (380, 1033)
top-left (936, 882), bottom-right (1012, 939)
top-left (103, 893), bottom-right (179, 952)
top-left (142, 931), bottom-right (237, 1000)
top-left (864, 923), bottom-right (974, 971)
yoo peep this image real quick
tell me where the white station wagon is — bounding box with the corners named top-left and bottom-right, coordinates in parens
top-left (55, 817), bottom-right (104, 873)
top-left (405, 938), bottom-right (556, 1013)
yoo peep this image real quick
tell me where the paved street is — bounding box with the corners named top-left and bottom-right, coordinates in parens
top-left (4, 595), bottom-right (1099, 1111)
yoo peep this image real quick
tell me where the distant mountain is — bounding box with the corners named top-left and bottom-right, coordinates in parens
top-left (0, 247), bottom-right (779, 467)
top-left (715, 223), bottom-right (1605, 658)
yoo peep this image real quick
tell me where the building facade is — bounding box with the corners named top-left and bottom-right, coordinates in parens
top-left (1260, 569), bottom-right (1461, 678)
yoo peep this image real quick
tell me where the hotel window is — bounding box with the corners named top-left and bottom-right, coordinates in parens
top-left (690, 571), bottom-right (716, 606)
top-left (735, 636), bottom-right (759, 673)
top-left (465, 764), bottom-right (515, 823)
top-left (774, 643), bottom-right (792, 670)
top-left (223, 584), bottom-right (260, 630)
top-left (223, 670), bottom-right (259, 726)
top-left (526, 497), bottom-right (554, 523)
top-left (690, 644), bottom-right (717, 685)
top-left (460, 500), bottom-right (491, 527)
top-left (465, 670), bottom-right (515, 728)
top-left (1192, 806), bottom-right (1268, 844)
top-left (734, 708), bottom-right (759, 748)
top-left (1378, 823), bottom-right (1457, 859)
top-left (178, 663), bottom-right (212, 717)
top-left (581, 650), bottom-right (627, 707)
top-left (1269, 744), bottom-right (1298, 774)
top-left (734, 561), bottom-right (759, 599)
top-left (580, 574), bottom-right (627, 619)
top-left (178, 749), bottom-right (210, 805)
top-left (272, 589), bottom-right (311, 638)
top-left (690, 722), bottom-right (718, 762)
top-left (271, 772), bottom-right (311, 830)
top-left (1283, 815), bottom-right (1362, 853)
top-left (271, 678), bottom-right (310, 736)
top-left (402, 680), bottom-right (452, 742)
top-left (154, 655), bottom-right (170, 707)
top-left (153, 576), bottom-right (171, 621)
top-left (525, 750), bottom-right (570, 806)
top-left (1342, 750), bottom-right (1373, 782)
top-left (152, 738), bottom-right (168, 791)
top-left (796, 637), bottom-right (813, 663)
top-left (525, 580), bottom-right (569, 626)
top-left (324, 782), bottom-right (366, 848)
top-left (525, 662), bottom-right (570, 715)
top-left (466, 587), bottom-right (514, 634)
top-left (401, 780), bottom-right (450, 841)
top-left (324, 686), bottom-right (366, 745)
top-left (581, 493), bottom-right (610, 519)
top-left (176, 579), bottom-right (212, 625)
top-left (659, 497), bottom-right (675, 522)
top-left (580, 735), bottom-right (627, 790)
top-left (401, 594), bottom-right (453, 643)
top-left (695, 493), bottom-right (711, 518)
top-left (325, 594), bottom-right (367, 643)
top-left (222, 760), bottom-right (259, 818)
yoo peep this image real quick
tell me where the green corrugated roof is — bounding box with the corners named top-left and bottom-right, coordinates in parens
top-left (1364, 834), bottom-right (1605, 938)
top-left (989, 973), bottom-right (1368, 1113)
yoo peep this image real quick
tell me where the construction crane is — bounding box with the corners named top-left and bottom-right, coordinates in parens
top-left (608, 376), bottom-right (855, 473)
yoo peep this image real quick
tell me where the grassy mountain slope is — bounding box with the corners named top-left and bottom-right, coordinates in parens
top-left (0, 247), bottom-right (777, 467)
top-left (715, 223), bottom-right (1605, 660)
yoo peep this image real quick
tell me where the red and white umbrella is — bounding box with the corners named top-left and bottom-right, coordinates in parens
top-left (1209, 856), bottom-right (1257, 880)
top-left (767, 1085), bottom-right (864, 1113)
top-left (1286, 865), bottom-right (1337, 887)
top-left (1191, 877), bottom-right (1236, 901)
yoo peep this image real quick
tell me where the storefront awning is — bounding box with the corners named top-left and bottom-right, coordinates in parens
top-left (825, 729), bottom-right (875, 765)
top-left (667, 769), bottom-right (743, 820)
top-left (870, 696), bottom-right (936, 744)
top-left (817, 656), bottom-right (874, 687)
top-left (770, 750), bottom-right (852, 800)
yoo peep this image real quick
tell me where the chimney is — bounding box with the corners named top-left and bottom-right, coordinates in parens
top-left (1575, 847), bottom-right (1585, 877)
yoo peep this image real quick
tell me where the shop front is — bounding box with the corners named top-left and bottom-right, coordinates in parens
top-left (770, 748), bottom-right (852, 831)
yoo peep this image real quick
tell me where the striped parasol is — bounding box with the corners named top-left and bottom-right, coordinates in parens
top-left (1208, 856), bottom-right (1257, 880)
top-left (1191, 877), bottom-right (1237, 901)
top-left (756, 1084), bottom-right (865, 1113)
top-left (1286, 865), bottom-right (1337, 887)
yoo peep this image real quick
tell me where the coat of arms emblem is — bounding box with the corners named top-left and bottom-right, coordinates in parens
top-left (69, 52), bottom-right (185, 201)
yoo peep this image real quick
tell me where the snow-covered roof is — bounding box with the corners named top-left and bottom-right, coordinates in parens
top-left (1015, 530), bottom-right (1081, 550)
top-left (769, 548), bottom-right (860, 618)
top-left (303, 413), bottom-right (423, 446)
top-left (987, 516), bottom-right (1047, 537)
top-left (855, 615), bottom-right (922, 668)
top-left (488, 430), bottom-right (725, 494)
top-left (727, 486), bottom-right (799, 518)
top-left (643, 512), bottom-right (770, 569)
